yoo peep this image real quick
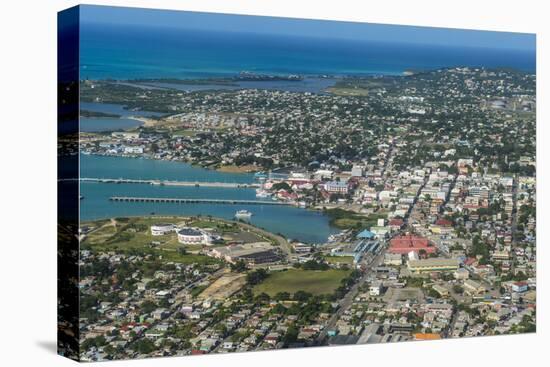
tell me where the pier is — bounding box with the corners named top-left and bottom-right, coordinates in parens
top-left (62, 177), bottom-right (260, 188)
top-left (109, 196), bottom-right (291, 206)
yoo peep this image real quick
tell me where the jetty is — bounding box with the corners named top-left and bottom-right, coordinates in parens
top-left (109, 196), bottom-right (290, 206)
top-left (61, 177), bottom-right (260, 188)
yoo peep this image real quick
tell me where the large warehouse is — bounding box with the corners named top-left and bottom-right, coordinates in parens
top-left (388, 234), bottom-right (436, 255)
top-left (407, 258), bottom-right (460, 274)
top-left (209, 242), bottom-right (282, 265)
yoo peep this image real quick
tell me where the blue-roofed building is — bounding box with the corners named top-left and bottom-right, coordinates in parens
top-left (357, 229), bottom-right (375, 239)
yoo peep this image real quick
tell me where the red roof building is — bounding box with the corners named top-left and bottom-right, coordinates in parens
top-left (388, 235), bottom-right (436, 255)
top-left (435, 218), bottom-right (453, 227)
top-left (389, 218), bottom-right (404, 229)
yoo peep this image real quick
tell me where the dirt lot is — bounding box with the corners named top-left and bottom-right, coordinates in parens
top-left (197, 272), bottom-right (247, 300)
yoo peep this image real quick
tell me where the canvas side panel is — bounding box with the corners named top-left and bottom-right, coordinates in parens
top-left (57, 5), bottom-right (80, 361)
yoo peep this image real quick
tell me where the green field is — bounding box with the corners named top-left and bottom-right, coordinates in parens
top-left (324, 255), bottom-right (354, 265)
top-left (80, 216), bottom-right (220, 265)
top-left (324, 208), bottom-right (387, 229)
top-left (253, 269), bottom-right (350, 296)
top-left (326, 87), bottom-right (369, 96)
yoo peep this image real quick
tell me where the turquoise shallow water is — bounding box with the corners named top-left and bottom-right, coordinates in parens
top-left (79, 154), bottom-right (339, 243)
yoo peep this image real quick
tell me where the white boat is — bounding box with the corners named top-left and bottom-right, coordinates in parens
top-left (255, 189), bottom-right (271, 198)
top-left (235, 210), bottom-right (253, 218)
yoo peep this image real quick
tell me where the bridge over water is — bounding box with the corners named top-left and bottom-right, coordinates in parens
top-left (61, 177), bottom-right (260, 188)
top-left (109, 196), bottom-right (290, 206)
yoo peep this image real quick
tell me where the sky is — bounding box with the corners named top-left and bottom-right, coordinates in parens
top-left (77, 4), bottom-right (536, 51)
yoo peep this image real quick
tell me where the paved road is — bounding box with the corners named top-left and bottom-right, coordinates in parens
top-left (403, 170), bottom-right (429, 226)
top-left (316, 245), bottom-right (387, 344)
top-left (509, 175), bottom-right (519, 274)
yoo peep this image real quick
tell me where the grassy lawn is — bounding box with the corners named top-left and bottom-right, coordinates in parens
top-left (81, 216), bottom-right (220, 265)
top-left (324, 255), bottom-right (354, 265)
top-left (326, 87), bottom-right (369, 96)
top-left (171, 129), bottom-right (202, 137)
top-left (324, 208), bottom-right (386, 230)
top-left (253, 269), bottom-right (350, 296)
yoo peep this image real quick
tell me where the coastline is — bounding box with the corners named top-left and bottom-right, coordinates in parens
top-left (81, 150), bottom-right (264, 176)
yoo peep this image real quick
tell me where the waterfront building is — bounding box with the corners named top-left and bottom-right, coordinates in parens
top-left (324, 181), bottom-right (349, 194)
top-left (292, 242), bottom-right (312, 254)
top-left (111, 131), bottom-right (140, 139)
top-left (150, 223), bottom-right (175, 236)
top-left (177, 227), bottom-right (211, 245)
top-left (123, 146), bottom-right (144, 154)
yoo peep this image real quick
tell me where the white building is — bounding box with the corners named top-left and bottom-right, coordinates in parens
top-left (124, 146), bottom-right (144, 154)
top-left (324, 181), bottom-right (349, 194)
top-left (150, 223), bottom-right (175, 236)
top-left (177, 227), bottom-right (210, 245)
top-left (351, 165), bottom-right (365, 177)
top-left (369, 282), bottom-right (383, 296)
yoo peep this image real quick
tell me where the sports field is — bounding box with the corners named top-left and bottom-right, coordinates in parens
top-left (253, 269), bottom-right (350, 296)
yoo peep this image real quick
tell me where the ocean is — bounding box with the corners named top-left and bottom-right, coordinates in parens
top-left (79, 23), bottom-right (535, 80)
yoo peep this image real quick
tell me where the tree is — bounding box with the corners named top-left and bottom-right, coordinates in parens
top-left (283, 325), bottom-right (299, 345)
top-left (140, 300), bottom-right (157, 314)
top-left (132, 339), bottom-right (156, 354)
top-left (453, 285), bottom-right (464, 294)
top-left (230, 260), bottom-right (248, 273)
top-left (246, 269), bottom-right (268, 285)
top-left (274, 291), bottom-right (291, 301)
top-left (82, 336), bottom-right (106, 351)
top-left (255, 292), bottom-right (270, 303)
top-left (293, 290), bottom-right (312, 302)
top-left (272, 182), bottom-right (292, 192)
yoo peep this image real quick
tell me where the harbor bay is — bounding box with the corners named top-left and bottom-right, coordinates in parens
top-left (79, 154), bottom-right (339, 243)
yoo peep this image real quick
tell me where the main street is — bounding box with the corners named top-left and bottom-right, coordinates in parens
top-left (316, 244), bottom-right (388, 344)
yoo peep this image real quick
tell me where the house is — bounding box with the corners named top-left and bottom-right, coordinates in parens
top-left (512, 282), bottom-right (528, 293)
top-left (453, 268), bottom-right (469, 280)
top-left (463, 280), bottom-right (485, 295)
top-left (432, 284), bottom-right (450, 297)
top-left (369, 282), bottom-right (383, 296)
top-left (389, 218), bottom-right (404, 231)
top-left (222, 341), bottom-right (234, 349)
top-left (264, 332), bottom-right (280, 345)
top-left (151, 308), bottom-right (169, 320)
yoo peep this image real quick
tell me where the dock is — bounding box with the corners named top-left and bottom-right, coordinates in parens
top-left (109, 196), bottom-right (291, 206)
top-left (63, 177), bottom-right (260, 188)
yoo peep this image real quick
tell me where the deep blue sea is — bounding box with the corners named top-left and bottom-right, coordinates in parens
top-left (79, 23), bottom-right (535, 80)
